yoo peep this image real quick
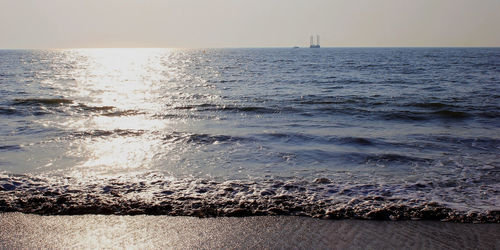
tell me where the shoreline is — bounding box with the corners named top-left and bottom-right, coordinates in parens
top-left (1, 213), bottom-right (499, 249)
top-left (2, 174), bottom-right (498, 223)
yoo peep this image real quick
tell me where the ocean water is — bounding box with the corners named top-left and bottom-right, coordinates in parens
top-left (0, 48), bottom-right (499, 222)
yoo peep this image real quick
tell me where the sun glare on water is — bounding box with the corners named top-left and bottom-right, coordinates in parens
top-left (57, 49), bottom-right (188, 177)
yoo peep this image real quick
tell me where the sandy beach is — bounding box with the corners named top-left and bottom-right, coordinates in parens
top-left (0, 213), bottom-right (498, 249)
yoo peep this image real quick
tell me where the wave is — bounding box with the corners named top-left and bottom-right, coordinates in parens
top-left (256, 132), bottom-right (314, 143)
top-left (71, 129), bottom-right (147, 138)
top-left (381, 110), bottom-right (471, 121)
top-left (479, 111), bottom-right (500, 118)
top-left (0, 107), bottom-right (18, 115)
top-left (164, 99), bottom-right (497, 122)
top-left (364, 153), bottom-right (430, 164)
top-left (101, 110), bottom-right (144, 117)
top-left (0, 145), bottom-right (22, 151)
top-left (173, 104), bottom-right (281, 114)
top-left (76, 104), bottom-right (115, 111)
top-left (406, 102), bottom-right (456, 109)
top-left (74, 104), bottom-right (144, 117)
top-left (4, 99), bottom-right (143, 117)
top-left (12, 98), bottom-right (74, 106)
top-left (0, 173), bottom-right (497, 222)
top-left (431, 110), bottom-right (470, 119)
top-left (207, 79), bottom-right (242, 83)
top-left (163, 132), bottom-right (249, 144)
top-left (426, 136), bottom-right (500, 150)
top-left (69, 130), bottom-right (249, 145)
top-left (295, 95), bottom-right (373, 105)
top-left (283, 96), bottom-right (493, 121)
top-left (338, 137), bottom-right (374, 146)
top-left (152, 113), bottom-right (217, 120)
top-left (0, 106), bottom-right (53, 116)
top-left (4, 98), bottom-right (75, 116)
top-left (256, 133), bottom-right (375, 147)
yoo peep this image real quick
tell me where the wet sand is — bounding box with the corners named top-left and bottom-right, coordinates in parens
top-left (0, 213), bottom-right (498, 249)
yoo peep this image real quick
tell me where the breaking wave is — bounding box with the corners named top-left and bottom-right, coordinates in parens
top-left (0, 173), bottom-right (498, 222)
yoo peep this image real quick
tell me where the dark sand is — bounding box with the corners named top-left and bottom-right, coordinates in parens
top-left (0, 213), bottom-right (498, 249)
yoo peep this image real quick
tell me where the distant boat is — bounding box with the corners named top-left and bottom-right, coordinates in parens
top-left (310, 35), bottom-right (320, 48)
top-left (293, 46), bottom-right (300, 49)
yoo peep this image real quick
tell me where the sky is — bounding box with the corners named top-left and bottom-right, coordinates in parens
top-left (0, 0), bottom-right (499, 48)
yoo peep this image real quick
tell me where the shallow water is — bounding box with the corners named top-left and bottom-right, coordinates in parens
top-left (0, 48), bottom-right (499, 221)
top-left (2, 213), bottom-right (499, 249)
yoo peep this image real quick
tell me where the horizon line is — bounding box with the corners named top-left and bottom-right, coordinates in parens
top-left (1, 45), bottom-right (499, 50)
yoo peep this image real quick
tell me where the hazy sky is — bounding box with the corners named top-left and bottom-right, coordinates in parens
top-left (1, 0), bottom-right (499, 48)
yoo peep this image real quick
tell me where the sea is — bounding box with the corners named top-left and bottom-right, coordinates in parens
top-left (0, 48), bottom-right (499, 222)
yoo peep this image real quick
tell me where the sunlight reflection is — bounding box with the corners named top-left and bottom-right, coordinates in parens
top-left (71, 48), bottom-right (169, 111)
top-left (63, 49), bottom-right (177, 176)
top-left (68, 136), bottom-right (163, 176)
